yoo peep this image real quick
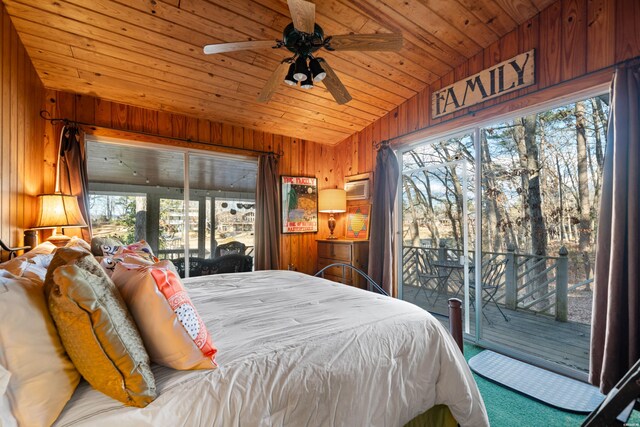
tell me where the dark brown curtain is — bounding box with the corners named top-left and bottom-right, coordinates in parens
top-left (590, 62), bottom-right (640, 394)
top-left (58, 125), bottom-right (92, 241)
top-left (255, 154), bottom-right (280, 270)
top-left (367, 142), bottom-right (399, 296)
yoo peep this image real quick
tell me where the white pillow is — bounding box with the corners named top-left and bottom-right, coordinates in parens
top-left (0, 242), bottom-right (57, 277)
top-left (0, 270), bottom-right (80, 426)
top-left (0, 364), bottom-right (17, 427)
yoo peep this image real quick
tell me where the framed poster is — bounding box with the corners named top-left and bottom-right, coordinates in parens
top-left (345, 205), bottom-right (370, 240)
top-left (281, 176), bottom-right (318, 234)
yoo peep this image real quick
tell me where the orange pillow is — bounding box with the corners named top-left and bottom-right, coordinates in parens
top-left (111, 261), bottom-right (217, 370)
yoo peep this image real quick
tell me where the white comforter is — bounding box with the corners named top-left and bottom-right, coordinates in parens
top-left (53, 271), bottom-right (488, 427)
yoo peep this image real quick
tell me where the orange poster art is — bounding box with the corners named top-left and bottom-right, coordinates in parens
top-left (345, 205), bottom-right (370, 240)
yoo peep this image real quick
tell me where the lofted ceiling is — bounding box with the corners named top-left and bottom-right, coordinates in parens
top-left (3, 0), bottom-right (555, 144)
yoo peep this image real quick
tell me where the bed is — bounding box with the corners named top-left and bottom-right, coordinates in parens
top-left (51, 270), bottom-right (488, 427)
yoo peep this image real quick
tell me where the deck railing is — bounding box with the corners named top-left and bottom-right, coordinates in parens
top-left (403, 242), bottom-right (570, 321)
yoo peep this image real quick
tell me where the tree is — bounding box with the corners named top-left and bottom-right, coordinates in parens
top-left (576, 101), bottom-right (592, 283)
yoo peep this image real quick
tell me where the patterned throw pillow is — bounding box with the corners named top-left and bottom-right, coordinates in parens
top-left (97, 254), bottom-right (154, 277)
top-left (111, 260), bottom-right (217, 370)
top-left (101, 240), bottom-right (156, 260)
top-left (47, 249), bottom-right (156, 407)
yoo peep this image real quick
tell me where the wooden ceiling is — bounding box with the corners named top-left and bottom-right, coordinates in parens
top-left (3, 0), bottom-right (555, 144)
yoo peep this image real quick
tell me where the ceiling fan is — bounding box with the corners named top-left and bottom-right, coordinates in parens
top-left (202, 0), bottom-right (402, 105)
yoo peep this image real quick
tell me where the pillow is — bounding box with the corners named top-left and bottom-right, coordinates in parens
top-left (90, 236), bottom-right (123, 257)
top-left (0, 271), bottom-right (80, 426)
top-left (112, 260), bottom-right (217, 370)
top-left (64, 236), bottom-right (91, 252)
top-left (43, 246), bottom-right (91, 299)
top-left (98, 254), bottom-right (154, 277)
top-left (0, 241), bottom-right (57, 277)
top-left (101, 240), bottom-right (155, 258)
top-left (47, 250), bottom-right (156, 407)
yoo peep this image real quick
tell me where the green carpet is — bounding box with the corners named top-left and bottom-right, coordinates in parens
top-left (463, 344), bottom-right (640, 427)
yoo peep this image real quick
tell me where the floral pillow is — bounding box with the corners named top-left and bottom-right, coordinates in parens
top-left (98, 254), bottom-right (154, 277)
top-left (111, 260), bottom-right (217, 370)
top-left (101, 240), bottom-right (157, 263)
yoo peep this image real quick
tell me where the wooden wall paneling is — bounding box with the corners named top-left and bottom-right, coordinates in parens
top-left (614, 0), bottom-right (640, 62)
top-left (453, 60), bottom-right (470, 119)
top-left (185, 116), bottom-right (198, 142)
top-left (586, 0), bottom-right (615, 73)
top-left (417, 86), bottom-right (430, 130)
top-left (143, 108), bottom-right (158, 134)
top-left (111, 100), bottom-right (127, 130)
top-left (15, 34), bottom-right (24, 237)
top-left (519, 15), bottom-right (540, 95)
top-left (397, 102), bottom-right (408, 136)
top-left (42, 92), bottom-right (57, 194)
top-left (211, 122), bottom-right (222, 144)
top-left (94, 97), bottom-right (112, 127)
top-left (253, 130), bottom-right (264, 152)
top-left (243, 127), bottom-right (253, 151)
top-left (75, 94), bottom-right (95, 125)
top-left (221, 124), bottom-right (233, 147)
top-left (232, 126), bottom-right (243, 150)
top-left (388, 107), bottom-right (399, 139)
top-left (157, 111), bottom-right (172, 137)
top-left (0, 4), bottom-right (45, 253)
top-left (126, 105), bottom-right (144, 133)
top-left (561, 0), bottom-right (588, 80)
top-left (538, 1), bottom-right (563, 89)
top-left (9, 26), bottom-right (18, 240)
top-left (357, 131), bottom-right (367, 175)
top-left (171, 114), bottom-right (186, 139)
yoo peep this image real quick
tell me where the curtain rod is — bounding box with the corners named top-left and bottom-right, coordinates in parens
top-left (39, 110), bottom-right (283, 158)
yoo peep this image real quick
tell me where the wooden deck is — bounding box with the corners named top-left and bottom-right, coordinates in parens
top-left (402, 285), bottom-right (590, 373)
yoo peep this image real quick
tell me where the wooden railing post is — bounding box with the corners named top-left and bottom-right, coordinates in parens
top-left (448, 298), bottom-right (463, 354)
top-left (505, 244), bottom-right (517, 310)
top-left (438, 240), bottom-right (446, 263)
top-left (556, 246), bottom-right (569, 322)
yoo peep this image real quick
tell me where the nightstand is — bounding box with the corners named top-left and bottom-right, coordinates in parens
top-left (317, 239), bottom-right (369, 289)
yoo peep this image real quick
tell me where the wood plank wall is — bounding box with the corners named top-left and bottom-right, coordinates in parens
top-left (43, 90), bottom-right (342, 274)
top-left (0, 4), bottom-right (44, 259)
top-left (336, 0), bottom-right (640, 154)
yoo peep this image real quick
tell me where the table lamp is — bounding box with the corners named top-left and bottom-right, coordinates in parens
top-left (31, 193), bottom-right (88, 247)
top-left (318, 189), bottom-right (346, 240)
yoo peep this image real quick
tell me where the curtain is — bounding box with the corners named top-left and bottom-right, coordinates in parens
top-left (367, 142), bottom-right (400, 296)
top-left (255, 154), bottom-right (280, 270)
top-left (590, 62), bottom-right (640, 394)
top-left (58, 125), bottom-right (92, 241)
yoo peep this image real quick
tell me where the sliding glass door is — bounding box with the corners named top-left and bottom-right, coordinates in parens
top-left (86, 140), bottom-right (257, 278)
top-left (399, 133), bottom-right (476, 335)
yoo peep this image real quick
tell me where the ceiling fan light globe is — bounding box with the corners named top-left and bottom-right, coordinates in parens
top-left (309, 57), bottom-right (326, 82)
top-left (293, 72), bottom-right (307, 82)
top-left (313, 72), bottom-right (326, 82)
top-left (301, 80), bottom-right (314, 89)
top-left (284, 63), bottom-right (297, 85)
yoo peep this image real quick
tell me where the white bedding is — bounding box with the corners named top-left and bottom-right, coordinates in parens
top-left (53, 270), bottom-right (488, 427)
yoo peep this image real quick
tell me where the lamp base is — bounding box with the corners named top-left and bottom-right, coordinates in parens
top-left (327, 213), bottom-right (338, 239)
top-left (46, 229), bottom-right (71, 248)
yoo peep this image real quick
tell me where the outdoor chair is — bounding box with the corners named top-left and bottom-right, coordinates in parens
top-left (466, 257), bottom-right (510, 323)
top-left (214, 241), bottom-right (247, 257)
top-left (172, 254), bottom-right (253, 278)
top-left (414, 252), bottom-right (449, 304)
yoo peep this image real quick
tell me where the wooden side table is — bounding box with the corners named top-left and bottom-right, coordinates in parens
top-left (317, 239), bottom-right (369, 289)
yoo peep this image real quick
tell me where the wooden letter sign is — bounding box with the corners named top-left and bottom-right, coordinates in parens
top-left (432, 49), bottom-right (535, 119)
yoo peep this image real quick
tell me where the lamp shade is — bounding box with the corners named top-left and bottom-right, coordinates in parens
top-left (32, 193), bottom-right (88, 229)
top-left (318, 189), bottom-right (347, 213)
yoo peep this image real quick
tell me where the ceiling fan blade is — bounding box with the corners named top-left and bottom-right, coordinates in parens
top-left (203, 40), bottom-right (276, 55)
top-left (287, 0), bottom-right (316, 34)
top-left (327, 33), bottom-right (403, 51)
top-left (257, 62), bottom-right (290, 103)
top-left (318, 60), bottom-right (352, 105)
